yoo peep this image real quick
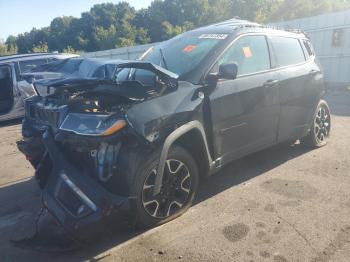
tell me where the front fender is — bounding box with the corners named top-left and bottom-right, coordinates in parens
top-left (125, 82), bottom-right (204, 142)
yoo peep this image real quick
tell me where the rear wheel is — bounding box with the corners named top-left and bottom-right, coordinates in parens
top-left (302, 100), bottom-right (331, 148)
top-left (131, 146), bottom-right (199, 228)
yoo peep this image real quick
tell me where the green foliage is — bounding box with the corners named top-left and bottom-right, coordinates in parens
top-left (0, 36), bottom-right (17, 55)
top-left (2, 0), bottom-right (350, 56)
top-left (32, 42), bottom-right (49, 53)
top-left (62, 46), bottom-right (77, 54)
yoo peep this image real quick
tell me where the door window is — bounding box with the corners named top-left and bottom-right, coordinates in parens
top-left (270, 37), bottom-right (305, 67)
top-left (217, 35), bottom-right (271, 76)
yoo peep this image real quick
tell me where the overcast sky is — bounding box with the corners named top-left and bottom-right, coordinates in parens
top-left (0, 0), bottom-right (153, 41)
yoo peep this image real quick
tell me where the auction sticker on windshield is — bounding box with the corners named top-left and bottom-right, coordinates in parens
top-left (183, 45), bottom-right (197, 53)
top-left (199, 34), bottom-right (228, 40)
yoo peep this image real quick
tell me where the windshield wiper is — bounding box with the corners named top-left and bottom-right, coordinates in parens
top-left (159, 48), bottom-right (168, 70)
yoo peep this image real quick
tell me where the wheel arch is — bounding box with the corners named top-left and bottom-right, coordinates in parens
top-left (174, 128), bottom-right (211, 179)
top-left (153, 120), bottom-right (214, 195)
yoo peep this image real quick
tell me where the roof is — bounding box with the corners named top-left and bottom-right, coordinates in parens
top-left (210, 18), bottom-right (261, 28)
top-left (193, 18), bottom-right (262, 33)
top-left (0, 52), bottom-right (76, 62)
top-left (192, 18), bottom-right (305, 37)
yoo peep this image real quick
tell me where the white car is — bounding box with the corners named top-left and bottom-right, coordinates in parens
top-left (0, 53), bottom-right (77, 122)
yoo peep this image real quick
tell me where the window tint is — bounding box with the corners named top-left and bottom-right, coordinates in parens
top-left (218, 35), bottom-right (270, 76)
top-left (270, 37), bottom-right (305, 67)
top-left (115, 68), bottom-right (130, 82)
top-left (302, 40), bottom-right (314, 58)
top-left (133, 69), bottom-right (155, 87)
top-left (92, 66), bottom-right (106, 78)
top-left (19, 59), bottom-right (48, 73)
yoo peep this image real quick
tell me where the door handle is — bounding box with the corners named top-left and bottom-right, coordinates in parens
top-left (264, 79), bottom-right (279, 88)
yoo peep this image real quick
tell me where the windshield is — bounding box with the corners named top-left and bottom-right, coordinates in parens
top-left (142, 33), bottom-right (227, 77)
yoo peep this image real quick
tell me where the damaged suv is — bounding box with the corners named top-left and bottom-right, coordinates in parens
top-left (18, 19), bottom-right (330, 240)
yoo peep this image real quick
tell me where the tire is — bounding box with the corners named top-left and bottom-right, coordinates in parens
top-left (130, 146), bottom-right (199, 228)
top-left (302, 100), bottom-right (331, 148)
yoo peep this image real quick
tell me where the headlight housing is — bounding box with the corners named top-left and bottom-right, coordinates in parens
top-left (59, 113), bottom-right (126, 136)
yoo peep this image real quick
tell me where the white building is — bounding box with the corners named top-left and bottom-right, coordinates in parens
top-left (272, 10), bottom-right (350, 88)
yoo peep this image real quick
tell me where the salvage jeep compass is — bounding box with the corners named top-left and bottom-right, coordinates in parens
top-left (18, 19), bottom-right (331, 240)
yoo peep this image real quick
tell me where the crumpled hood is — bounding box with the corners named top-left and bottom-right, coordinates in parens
top-left (31, 60), bottom-right (179, 97)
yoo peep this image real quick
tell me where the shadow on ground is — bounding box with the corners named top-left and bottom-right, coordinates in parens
top-left (0, 141), bottom-right (311, 261)
top-left (0, 118), bottom-right (22, 128)
top-left (5, 90), bottom-right (349, 260)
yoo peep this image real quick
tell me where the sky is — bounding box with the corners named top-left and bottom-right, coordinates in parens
top-left (0, 0), bottom-right (153, 41)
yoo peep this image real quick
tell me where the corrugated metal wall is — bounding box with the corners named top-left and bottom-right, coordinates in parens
top-left (272, 10), bottom-right (350, 87)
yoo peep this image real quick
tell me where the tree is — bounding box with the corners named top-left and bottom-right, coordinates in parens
top-left (7, 0), bottom-right (350, 55)
top-left (94, 25), bottom-right (118, 50)
top-left (32, 42), bottom-right (49, 53)
top-left (5, 35), bottom-right (18, 54)
top-left (49, 16), bottom-right (74, 51)
top-left (62, 46), bottom-right (77, 54)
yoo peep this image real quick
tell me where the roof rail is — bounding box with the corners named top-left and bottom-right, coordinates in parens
top-left (236, 23), bottom-right (308, 36)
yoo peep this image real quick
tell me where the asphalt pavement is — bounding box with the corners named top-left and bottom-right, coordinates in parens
top-left (0, 90), bottom-right (350, 262)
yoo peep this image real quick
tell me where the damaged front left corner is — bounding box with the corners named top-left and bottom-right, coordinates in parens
top-left (15, 59), bottom-right (199, 245)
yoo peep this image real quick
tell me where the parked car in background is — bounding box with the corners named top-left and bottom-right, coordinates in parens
top-left (27, 57), bottom-right (122, 96)
top-left (18, 19), bottom-right (330, 241)
top-left (0, 53), bottom-right (77, 122)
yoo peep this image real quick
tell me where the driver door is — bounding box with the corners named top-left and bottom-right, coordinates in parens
top-left (208, 35), bottom-right (280, 164)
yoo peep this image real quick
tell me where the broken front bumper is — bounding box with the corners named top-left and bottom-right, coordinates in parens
top-left (39, 130), bottom-right (130, 240)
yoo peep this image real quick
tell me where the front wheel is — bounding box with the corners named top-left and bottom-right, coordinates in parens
top-left (131, 146), bottom-right (199, 228)
top-left (302, 100), bottom-right (331, 148)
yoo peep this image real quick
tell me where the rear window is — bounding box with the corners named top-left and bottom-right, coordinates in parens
top-left (19, 59), bottom-right (48, 73)
top-left (270, 37), bottom-right (305, 67)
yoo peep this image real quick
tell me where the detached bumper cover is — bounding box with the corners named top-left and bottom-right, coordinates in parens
top-left (40, 130), bottom-right (130, 240)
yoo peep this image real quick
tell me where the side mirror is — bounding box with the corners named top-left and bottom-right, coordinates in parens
top-left (206, 63), bottom-right (238, 84)
top-left (219, 63), bottom-right (238, 80)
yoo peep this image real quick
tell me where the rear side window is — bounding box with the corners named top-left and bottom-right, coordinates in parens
top-left (302, 40), bottom-right (315, 59)
top-left (218, 35), bottom-right (271, 76)
top-left (270, 37), bottom-right (305, 67)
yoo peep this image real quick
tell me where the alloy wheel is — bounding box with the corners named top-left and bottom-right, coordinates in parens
top-left (314, 105), bottom-right (331, 143)
top-left (142, 159), bottom-right (192, 219)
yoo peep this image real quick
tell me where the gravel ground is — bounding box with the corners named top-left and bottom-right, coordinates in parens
top-left (0, 91), bottom-right (349, 262)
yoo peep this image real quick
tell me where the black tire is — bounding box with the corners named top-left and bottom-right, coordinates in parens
top-left (130, 146), bottom-right (199, 228)
top-left (302, 100), bottom-right (331, 148)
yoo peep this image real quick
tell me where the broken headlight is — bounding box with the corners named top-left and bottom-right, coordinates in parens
top-left (59, 113), bottom-right (126, 136)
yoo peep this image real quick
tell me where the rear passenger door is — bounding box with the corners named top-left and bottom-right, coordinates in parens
top-left (268, 36), bottom-right (316, 142)
top-left (209, 35), bottom-right (280, 163)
